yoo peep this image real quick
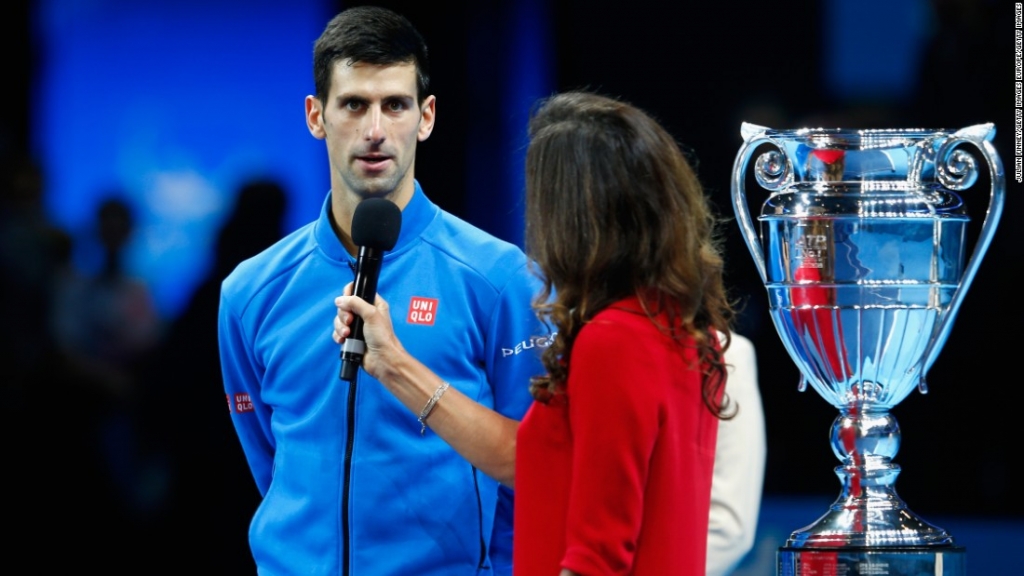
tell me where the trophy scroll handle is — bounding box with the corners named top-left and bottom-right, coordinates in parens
top-left (730, 125), bottom-right (812, 393)
top-left (917, 123), bottom-right (1006, 392)
top-left (730, 122), bottom-right (785, 285)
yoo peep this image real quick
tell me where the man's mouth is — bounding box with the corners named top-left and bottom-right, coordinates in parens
top-left (357, 154), bottom-right (392, 170)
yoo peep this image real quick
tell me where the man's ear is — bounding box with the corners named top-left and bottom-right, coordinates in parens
top-left (306, 95), bottom-right (326, 140)
top-left (417, 95), bottom-right (436, 142)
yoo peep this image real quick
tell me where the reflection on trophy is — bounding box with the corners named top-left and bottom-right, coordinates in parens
top-left (731, 123), bottom-right (1005, 575)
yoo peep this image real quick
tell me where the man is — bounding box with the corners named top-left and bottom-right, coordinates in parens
top-left (218, 6), bottom-right (544, 574)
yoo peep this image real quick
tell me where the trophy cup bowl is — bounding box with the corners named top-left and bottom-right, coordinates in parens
top-left (731, 122), bottom-right (1005, 575)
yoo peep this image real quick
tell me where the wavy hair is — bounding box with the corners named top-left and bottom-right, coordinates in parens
top-left (525, 91), bottom-right (735, 419)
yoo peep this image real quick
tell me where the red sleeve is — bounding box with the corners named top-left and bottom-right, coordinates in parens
top-left (561, 315), bottom-right (664, 575)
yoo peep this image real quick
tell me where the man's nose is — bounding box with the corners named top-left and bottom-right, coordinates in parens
top-left (364, 106), bottom-right (385, 143)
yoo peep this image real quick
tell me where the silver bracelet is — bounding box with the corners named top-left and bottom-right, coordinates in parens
top-left (418, 381), bottom-right (450, 435)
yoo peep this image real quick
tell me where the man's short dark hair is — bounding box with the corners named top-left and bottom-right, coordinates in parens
top-left (313, 6), bottom-right (431, 104)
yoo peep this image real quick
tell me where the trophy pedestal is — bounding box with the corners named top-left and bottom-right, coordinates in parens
top-left (777, 546), bottom-right (966, 576)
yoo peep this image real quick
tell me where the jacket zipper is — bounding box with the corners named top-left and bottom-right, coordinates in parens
top-left (341, 261), bottom-right (357, 576)
top-left (341, 377), bottom-right (357, 575)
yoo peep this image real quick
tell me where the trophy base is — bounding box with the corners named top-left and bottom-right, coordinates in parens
top-left (777, 546), bottom-right (966, 575)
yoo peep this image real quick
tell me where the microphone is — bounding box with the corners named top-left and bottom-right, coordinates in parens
top-left (339, 197), bottom-right (402, 381)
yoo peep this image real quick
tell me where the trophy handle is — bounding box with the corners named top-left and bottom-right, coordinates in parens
top-left (919, 123), bottom-right (1006, 388)
top-left (731, 122), bottom-right (785, 284)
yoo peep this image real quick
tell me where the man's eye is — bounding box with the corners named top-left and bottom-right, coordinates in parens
top-left (344, 100), bottom-right (363, 111)
top-left (387, 101), bottom-right (405, 112)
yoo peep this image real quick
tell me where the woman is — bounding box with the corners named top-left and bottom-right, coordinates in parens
top-left (513, 91), bottom-right (735, 576)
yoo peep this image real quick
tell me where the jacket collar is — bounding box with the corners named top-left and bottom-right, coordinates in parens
top-left (314, 180), bottom-right (439, 263)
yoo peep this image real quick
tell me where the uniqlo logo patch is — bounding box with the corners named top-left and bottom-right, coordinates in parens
top-left (407, 297), bottom-right (438, 325)
top-left (233, 393), bottom-right (254, 413)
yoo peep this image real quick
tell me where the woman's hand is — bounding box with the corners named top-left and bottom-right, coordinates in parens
top-left (333, 282), bottom-right (404, 381)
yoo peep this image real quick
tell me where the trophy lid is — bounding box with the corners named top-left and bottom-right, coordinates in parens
top-left (740, 123), bottom-right (993, 206)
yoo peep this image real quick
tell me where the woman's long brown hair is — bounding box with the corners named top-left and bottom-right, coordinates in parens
top-left (524, 91), bottom-right (735, 419)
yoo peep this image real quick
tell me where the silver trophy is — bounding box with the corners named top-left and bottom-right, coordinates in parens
top-left (731, 123), bottom-right (1004, 575)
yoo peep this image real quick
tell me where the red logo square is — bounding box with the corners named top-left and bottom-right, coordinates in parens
top-left (407, 297), bottom-right (438, 325)
top-left (234, 393), bottom-right (254, 413)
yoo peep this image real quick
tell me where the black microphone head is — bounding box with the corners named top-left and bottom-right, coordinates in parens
top-left (351, 198), bottom-right (402, 250)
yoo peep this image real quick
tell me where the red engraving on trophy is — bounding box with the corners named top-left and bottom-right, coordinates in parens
top-left (234, 393), bottom-right (254, 413)
top-left (408, 297), bottom-right (438, 325)
top-left (798, 551), bottom-right (839, 576)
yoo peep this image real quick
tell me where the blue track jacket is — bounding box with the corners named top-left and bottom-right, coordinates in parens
top-left (219, 183), bottom-right (547, 575)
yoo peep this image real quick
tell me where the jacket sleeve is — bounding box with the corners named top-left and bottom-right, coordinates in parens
top-left (484, 261), bottom-right (548, 575)
top-left (707, 333), bottom-right (766, 576)
top-left (218, 286), bottom-right (276, 496)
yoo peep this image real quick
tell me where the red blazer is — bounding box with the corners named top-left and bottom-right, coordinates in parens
top-left (515, 296), bottom-right (721, 575)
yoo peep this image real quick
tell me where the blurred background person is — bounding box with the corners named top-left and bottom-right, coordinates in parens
top-left (50, 194), bottom-right (163, 525)
top-left (136, 178), bottom-right (286, 573)
top-left (0, 154), bottom-right (89, 565)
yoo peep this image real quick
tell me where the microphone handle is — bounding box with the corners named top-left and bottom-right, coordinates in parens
top-left (340, 247), bottom-right (384, 381)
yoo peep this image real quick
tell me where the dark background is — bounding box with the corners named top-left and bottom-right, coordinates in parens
top-left (2, 0), bottom-right (1020, 572)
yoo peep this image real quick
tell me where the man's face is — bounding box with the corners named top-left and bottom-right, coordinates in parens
top-left (306, 61), bottom-right (435, 205)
